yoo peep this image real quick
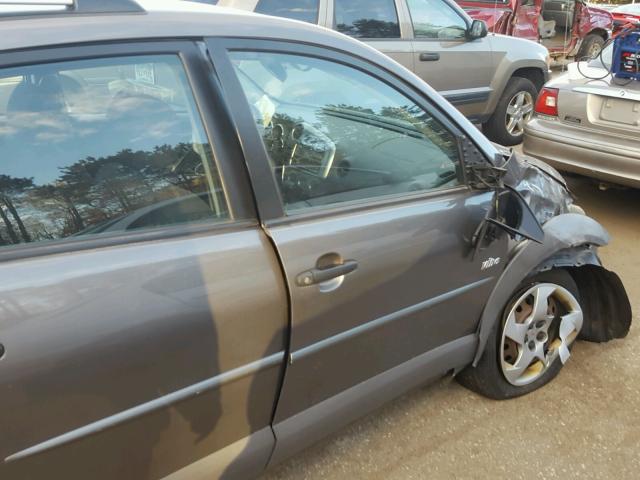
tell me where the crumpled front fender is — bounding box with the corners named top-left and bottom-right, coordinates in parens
top-left (472, 213), bottom-right (614, 366)
top-left (569, 265), bottom-right (632, 342)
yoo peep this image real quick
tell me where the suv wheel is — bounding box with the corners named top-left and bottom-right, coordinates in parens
top-left (483, 77), bottom-right (538, 146)
top-left (577, 34), bottom-right (605, 61)
top-left (457, 269), bottom-right (584, 399)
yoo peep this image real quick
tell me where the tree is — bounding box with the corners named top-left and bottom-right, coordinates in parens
top-left (0, 174), bottom-right (34, 244)
top-left (337, 19), bottom-right (400, 39)
top-left (0, 205), bottom-right (18, 244)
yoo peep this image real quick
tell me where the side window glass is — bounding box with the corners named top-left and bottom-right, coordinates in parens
top-left (229, 51), bottom-right (462, 213)
top-left (407, 0), bottom-right (468, 40)
top-left (0, 55), bottom-right (228, 249)
top-left (255, 0), bottom-right (319, 24)
top-left (335, 0), bottom-right (401, 38)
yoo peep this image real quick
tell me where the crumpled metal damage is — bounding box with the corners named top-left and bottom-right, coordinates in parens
top-left (495, 144), bottom-right (574, 225)
top-left (469, 145), bottom-right (633, 361)
top-left (569, 265), bottom-right (632, 343)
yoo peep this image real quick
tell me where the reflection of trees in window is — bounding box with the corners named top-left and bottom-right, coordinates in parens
top-left (379, 104), bottom-right (458, 159)
top-left (324, 103), bottom-right (457, 160)
top-left (0, 175), bottom-right (34, 245)
top-left (0, 143), bottom-right (215, 247)
top-left (337, 19), bottom-right (400, 38)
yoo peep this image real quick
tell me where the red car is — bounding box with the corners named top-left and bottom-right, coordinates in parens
top-left (612, 3), bottom-right (640, 34)
top-left (456, 0), bottom-right (613, 62)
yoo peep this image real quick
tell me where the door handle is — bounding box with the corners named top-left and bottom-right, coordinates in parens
top-left (296, 260), bottom-right (358, 287)
top-left (419, 52), bottom-right (440, 62)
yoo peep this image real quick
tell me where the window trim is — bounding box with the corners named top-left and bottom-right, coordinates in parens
top-left (207, 37), bottom-right (477, 224)
top-left (331, 0), bottom-right (403, 40)
top-left (406, 0), bottom-right (471, 42)
top-left (0, 40), bottom-right (256, 262)
top-left (0, 220), bottom-right (259, 263)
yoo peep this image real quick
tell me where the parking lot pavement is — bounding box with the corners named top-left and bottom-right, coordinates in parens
top-left (262, 176), bottom-right (640, 480)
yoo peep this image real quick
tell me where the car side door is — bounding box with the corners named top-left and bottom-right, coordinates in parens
top-left (513, 0), bottom-right (542, 42)
top-left (0, 41), bottom-right (287, 480)
top-left (407, 0), bottom-right (495, 121)
top-left (208, 38), bottom-right (509, 462)
top-left (327, 0), bottom-right (415, 72)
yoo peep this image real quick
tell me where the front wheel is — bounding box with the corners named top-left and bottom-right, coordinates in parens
top-left (483, 77), bottom-right (538, 146)
top-left (457, 269), bottom-right (584, 399)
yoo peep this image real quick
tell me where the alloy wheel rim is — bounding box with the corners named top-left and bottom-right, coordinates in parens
top-left (500, 283), bottom-right (583, 387)
top-left (505, 91), bottom-right (534, 137)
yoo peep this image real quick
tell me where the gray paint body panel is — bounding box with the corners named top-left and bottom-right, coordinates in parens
top-left (270, 334), bottom-right (477, 467)
top-left (0, 227), bottom-right (288, 479)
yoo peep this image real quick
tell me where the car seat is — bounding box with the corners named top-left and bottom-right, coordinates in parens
top-left (7, 75), bottom-right (66, 113)
top-left (543, 0), bottom-right (575, 31)
top-left (539, 15), bottom-right (556, 39)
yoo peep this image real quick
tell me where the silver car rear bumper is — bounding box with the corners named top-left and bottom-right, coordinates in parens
top-left (523, 118), bottom-right (640, 188)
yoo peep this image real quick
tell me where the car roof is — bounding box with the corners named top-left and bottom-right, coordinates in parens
top-left (0, 0), bottom-right (355, 54)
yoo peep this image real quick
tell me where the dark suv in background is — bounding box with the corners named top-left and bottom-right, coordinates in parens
top-left (216, 0), bottom-right (551, 145)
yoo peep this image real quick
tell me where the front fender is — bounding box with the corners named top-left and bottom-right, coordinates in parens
top-left (472, 213), bottom-right (609, 365)
top-left (485, 35), bottom-right (549, 114)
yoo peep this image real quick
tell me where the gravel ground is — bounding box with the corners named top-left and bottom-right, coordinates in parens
top-left (262, 176), bottom-right (640, 480)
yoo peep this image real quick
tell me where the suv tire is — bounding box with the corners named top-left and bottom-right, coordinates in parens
top-left (457, 269), bottom-right (583, 400)
top-left (483, 77), bottom-right (538, 146)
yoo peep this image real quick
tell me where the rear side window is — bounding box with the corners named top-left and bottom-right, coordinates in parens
top-left (255, 0), bottom-right (319, 24)
top-left (0, 55), bottom-right (228, 249)
top-left (335, 0), bottom-right (401, 38)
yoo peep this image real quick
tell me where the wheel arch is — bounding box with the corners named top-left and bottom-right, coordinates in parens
top-left (471, 213), bottom-right (631, 366)
top-left (511, 67), bottom-right (547, 92)
top-left (589, 28), bottom-right (610, 41)
top-left (485, 56), bottom-right (548, 115)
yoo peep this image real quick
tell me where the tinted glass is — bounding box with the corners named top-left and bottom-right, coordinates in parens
top-left (0, 55), bottom-right (228, 249)
top-left (230, 51), bottom-right (462, 213)
top-left (255, 0), bottom-right (319, 23)
top-left (407, 0), bottom-right (468, 40)
top-left (335, 0), bottom-right (401, 38)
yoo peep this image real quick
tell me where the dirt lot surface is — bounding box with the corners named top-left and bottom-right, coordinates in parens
top-left (262, 176), bottom-right (640, 480)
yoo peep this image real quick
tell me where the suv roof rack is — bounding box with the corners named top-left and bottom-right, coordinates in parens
top-left (0, 0), bottom-right (144, 16)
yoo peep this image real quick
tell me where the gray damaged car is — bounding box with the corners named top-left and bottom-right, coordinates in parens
top-left (0, 1), bottom-right (632, 479)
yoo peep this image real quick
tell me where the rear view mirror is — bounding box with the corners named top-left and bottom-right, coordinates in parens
top-left (468, 20), bottom-right (488, 40)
